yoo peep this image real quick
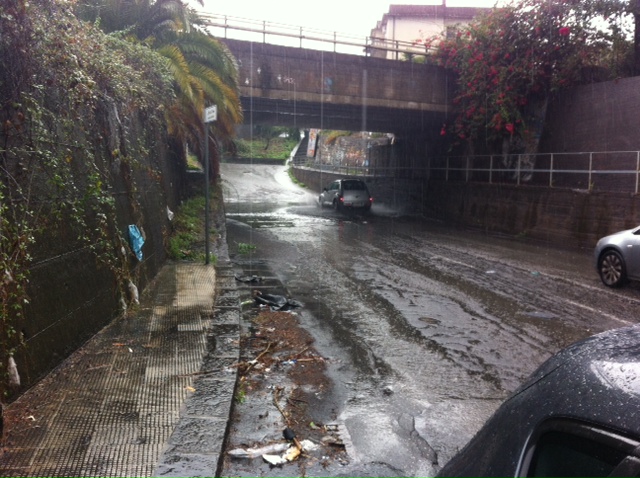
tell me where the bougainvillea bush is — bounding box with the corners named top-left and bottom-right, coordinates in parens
top-left (419, 0), bottom-right (634, 154)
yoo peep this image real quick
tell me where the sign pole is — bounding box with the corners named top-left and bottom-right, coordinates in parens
top-left (204, 122), bottom-right (210, 264)
top-left (203, 105), bottom-right (217, 265)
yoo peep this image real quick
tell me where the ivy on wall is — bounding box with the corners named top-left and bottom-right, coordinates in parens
top-left (0, 0), bottom-right (175, 398)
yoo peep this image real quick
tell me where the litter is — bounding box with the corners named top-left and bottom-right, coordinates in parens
top-left (128, 280), bottom-right (139, 305)
top-left (128, 225), bottom-right (145, 261)
top-left (253, 291), bottom-right (302, 311)
top-left (7, 356), bottom-right (20, 387)
top-left (228, 442), bottom-right (290, 459)
top-left (235, 274), bottom-right (263, 283)
top-left (261, 438), bottom-right (318, 466)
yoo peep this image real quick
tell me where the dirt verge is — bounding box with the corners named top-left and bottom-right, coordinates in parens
top-left (221, 306), bottom-right (349, 477)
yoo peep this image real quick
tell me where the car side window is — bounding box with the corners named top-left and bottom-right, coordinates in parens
top-left (526, 430), bottom-right (626, 477)
top-left (519, 419), bottom-right (640, 477)
top-left (330, 182), bottom-right (338, 191)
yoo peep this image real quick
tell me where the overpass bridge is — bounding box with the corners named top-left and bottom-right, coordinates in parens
top-left (205, 15), bottom-right (453, 136)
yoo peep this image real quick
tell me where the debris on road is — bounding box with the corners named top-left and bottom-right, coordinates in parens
top-left (235, 274), bottom-right (263, 283)
top-left (223, 307), bottom-right (349, 475)
top-left (228, 442), bottom-right (290, 460)
top-left (253, 290), bottom-right (302, 311)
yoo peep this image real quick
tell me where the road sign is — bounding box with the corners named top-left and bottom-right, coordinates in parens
top-left (204, 105), bottom-right (217, 123)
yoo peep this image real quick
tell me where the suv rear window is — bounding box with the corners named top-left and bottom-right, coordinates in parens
top-left (342, 181), bottom-right (366, 191)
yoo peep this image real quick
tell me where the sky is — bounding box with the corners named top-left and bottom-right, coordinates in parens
top-left (194, 1), bottom-right (505, 40)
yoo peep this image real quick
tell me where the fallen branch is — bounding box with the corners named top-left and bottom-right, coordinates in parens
top-left (243, 341), bottom-right (275, 375)
top-left (273, 386), bottom-right (289, 425)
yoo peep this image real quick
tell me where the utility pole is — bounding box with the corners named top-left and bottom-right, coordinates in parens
top-left (203, 105), bottom-right (217, 265)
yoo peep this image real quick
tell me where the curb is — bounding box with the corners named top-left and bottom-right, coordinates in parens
top-left (155, 194), bottom-right (241, 478)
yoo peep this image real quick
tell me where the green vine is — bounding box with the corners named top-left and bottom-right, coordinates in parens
top-left (0, 0), bottom-right (175, 398)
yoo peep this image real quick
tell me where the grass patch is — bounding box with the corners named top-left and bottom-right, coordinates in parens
top-left (237, 242), bottom-right (256, 254)
top-left (167, 194), bottom-right (217, 262)
top-left (235, 379), bottom-right (247, 404)
top-left (288, 166), bottom-right (306, 188)
top-left (234, 136), bottom-right (298, 160)
top-left (186, 151), bottom-right (202, 170)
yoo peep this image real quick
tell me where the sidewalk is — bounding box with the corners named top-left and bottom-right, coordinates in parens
top-left (0, 259), bottom-right (241, 477)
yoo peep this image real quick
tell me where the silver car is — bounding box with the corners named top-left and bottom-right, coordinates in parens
top-left (318, 179), bottom-right (372, 212)
top-left (594, 225), bottom-right (640, 287)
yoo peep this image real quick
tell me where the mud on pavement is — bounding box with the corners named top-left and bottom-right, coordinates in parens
top-left (222, 269), bottom-right (354, 478)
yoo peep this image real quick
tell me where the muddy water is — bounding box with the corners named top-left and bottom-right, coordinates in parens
top-left (219, 162), bottom-right (640, 476)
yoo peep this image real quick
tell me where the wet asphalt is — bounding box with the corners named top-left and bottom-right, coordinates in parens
top-left (217, 161), bottom-right (640, 477)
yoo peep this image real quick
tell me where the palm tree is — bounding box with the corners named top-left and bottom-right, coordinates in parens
top-left (76, 0), bottom-right (242, 175)
top-left (159, 29), bottom-right (241, 174)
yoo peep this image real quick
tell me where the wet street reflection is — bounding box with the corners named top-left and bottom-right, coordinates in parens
top-left (220, 162), bottom-right (640, 477)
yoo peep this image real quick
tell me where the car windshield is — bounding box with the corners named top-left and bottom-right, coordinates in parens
top-left (343, 181), bottom-right (366, 191)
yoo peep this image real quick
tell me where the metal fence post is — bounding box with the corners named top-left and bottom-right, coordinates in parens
top-left (466, 156), bottom-right (470, 182)
top-left (588, 152), bottom-right (593, 191)
top-left (549, 153), bottom-right (554, 187)
top-left (446, 157), bottom-right (449, 182)
top-left (517, 155), bottom-right (521, 186)
top-left (489, 155), bottom-right (493, 184)
top-left (636, 151), bottom-right (640, 195)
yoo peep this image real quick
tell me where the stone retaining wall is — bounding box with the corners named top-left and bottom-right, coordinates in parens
top-left (423, 181), bottom-right (640, 249)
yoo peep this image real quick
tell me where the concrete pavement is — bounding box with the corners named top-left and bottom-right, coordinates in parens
top-left (0, 254), bottom-right (241, 477)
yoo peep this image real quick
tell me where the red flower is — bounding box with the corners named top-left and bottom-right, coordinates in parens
top-left (440, 124), bottom-right (447, 136)
top-left (505, 123), bottom-right (514, 134)
top-left (559, 27), bottom-right (570, 36)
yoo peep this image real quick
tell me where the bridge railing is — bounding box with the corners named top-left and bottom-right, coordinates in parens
top-left (199, 13), bottom-right (431, 59)
top-left (432, 151), bottom-right (640, 194)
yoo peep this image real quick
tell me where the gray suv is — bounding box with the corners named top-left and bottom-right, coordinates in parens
top-left (318, 179), bottom-right (372, 212)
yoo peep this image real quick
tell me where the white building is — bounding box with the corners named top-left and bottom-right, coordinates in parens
top-left (369, 2), bottom-right (491, 59)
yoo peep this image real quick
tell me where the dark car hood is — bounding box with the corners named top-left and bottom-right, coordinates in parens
top-left (514, 324), bottom-right (640, 400)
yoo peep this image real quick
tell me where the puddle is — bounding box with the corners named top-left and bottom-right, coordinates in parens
top-left (522, 311), bottom-right (557, 320)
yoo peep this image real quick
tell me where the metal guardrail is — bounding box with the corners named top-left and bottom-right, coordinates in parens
top-left (432, 151), bottom-right (640, 194)
top-left (294, 151), bottom-right (640, 194)
top-left (199, 13), bottom-right (430, 59)
top-left (292, 158), bottom-right (429, 179)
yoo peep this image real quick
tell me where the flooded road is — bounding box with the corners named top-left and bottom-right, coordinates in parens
top-left (219, 162), bottom-right (640, 476)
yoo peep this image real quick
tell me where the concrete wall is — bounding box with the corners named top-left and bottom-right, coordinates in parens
top-left (222, 39), bottom-right (450, 134)
top-left (294, 163), bottom-right (638, 249)
top-left (294, 76), bottom-right (640, 249)
top-left (425, 77), bottom-right (640, 247)
top-left (540, 76), bottom-right (640, 153)
top-left (423, 181), bottom-right (640, 248)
